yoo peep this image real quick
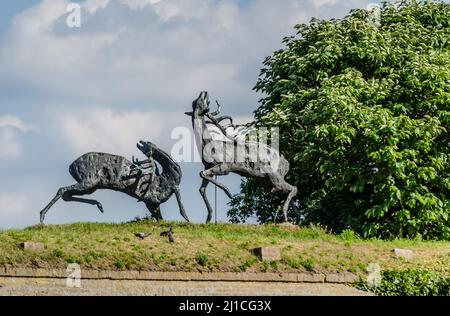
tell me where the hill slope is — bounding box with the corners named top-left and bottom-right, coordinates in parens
top-left (0, 221), bottom-right (448, 275)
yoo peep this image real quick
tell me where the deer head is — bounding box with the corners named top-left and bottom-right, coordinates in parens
top-left (185, 91), bottom-right (222, 117)
top-left (137, 140), bottom-right (156, 158)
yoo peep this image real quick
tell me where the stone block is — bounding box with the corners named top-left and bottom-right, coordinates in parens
top-left (82, 270), bottom-right (101, 279)
top-left (109, 271), bottom-right (140, 280)
top-left (393, 248), bottom-right (414, 260)
top-left (21, 241), bottom-right (45, 252)
top-left (298, 273), bottom-right (325, 283)
top-left (252, 247), bottom-right (281, 261)
top-left (277, 223), bottom-right (300, 231)
top-left (282, 273), bottom-right (299, 282)
top-left (325, 273), bottom-right (359, 284)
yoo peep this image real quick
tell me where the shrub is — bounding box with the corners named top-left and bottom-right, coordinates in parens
top-left (301, 258), bottom-right (315, 272)
top-left (239, 258), bottom-right (258, 271)
top-left (339, 229), bottom-right (361, 241)
top-left (52, 249), bottom-right (65, 258)
top-left (357, 269), bottom-right (450, 296)
top-left (195, 252), bottom-right (210, 267)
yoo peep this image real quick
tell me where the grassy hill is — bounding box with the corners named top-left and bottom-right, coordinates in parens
top-left (0, 221), bottom-right (448, 275)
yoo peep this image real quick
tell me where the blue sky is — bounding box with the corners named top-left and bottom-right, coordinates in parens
top-left (0, 0), bottom-right (378, 229)
top-left (0, 1), bottom-right (39, 30)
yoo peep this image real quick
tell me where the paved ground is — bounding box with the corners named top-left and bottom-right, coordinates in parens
top-left (0, 278), bottom-right (373, 296)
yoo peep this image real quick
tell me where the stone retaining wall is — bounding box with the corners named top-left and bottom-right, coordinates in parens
top-left (0, 268), bottom-right (370, 296)
top-left (0, 268), bottom-right (360, 284)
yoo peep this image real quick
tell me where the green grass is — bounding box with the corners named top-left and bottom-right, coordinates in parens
top-left (0, 221), bottom-right (448, 275)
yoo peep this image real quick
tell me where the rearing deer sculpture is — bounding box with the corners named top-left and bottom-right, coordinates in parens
top-left (185, 91), bottom-right (297, 223)
top-left (39, 141), bottom-right (189, 224)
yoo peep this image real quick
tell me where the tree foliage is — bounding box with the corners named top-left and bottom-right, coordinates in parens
top-left (228, 0), bottom-right (450, 240)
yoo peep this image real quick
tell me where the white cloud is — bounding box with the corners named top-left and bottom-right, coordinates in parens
top-left (0, 128), bottom-right (22, 160)
top-left (119, 0), bottom-right (162, 11)
top-left (84, 0), bottom-right (110, 14)
top-left (312, 0), bottom-right (341, 7)
top-left (311, 0), bottom-right (366, 8)
top-left (56, 107), bottom-right (185, 157)
top-left (0, 190), bottom-right (48, 229)
top-left (0, 192), bottom-right (29, 223)
top-left (0, 115), bottom-right (30, 132)
top-left (0, 115), bottom-right (30, 161)
top-left (0, 0), bottom-right (371, 110)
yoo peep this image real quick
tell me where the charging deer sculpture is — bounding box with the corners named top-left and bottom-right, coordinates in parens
top-left (185, 91), bottom-right (297, 223)
top-left (39, 141), bottom-right (189, 224)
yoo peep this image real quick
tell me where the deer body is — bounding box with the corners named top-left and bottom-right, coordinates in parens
top-left (69, 153), bottom-right (136, 191)
top-left (39, 141), bottom-right (189, 224)
top-left (186, 92), bottom-right (298, 223)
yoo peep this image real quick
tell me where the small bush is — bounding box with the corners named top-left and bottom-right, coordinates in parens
top-left (339, 229), bottom-right (361, 241)
top-left (347, 266), bottom-right (357, 273)
top-left (301, 258), bottom-right (315, 272)
top-left (84, 255), bottom-right (94, 264)
top-left (270, 260), bottom-right (279, 270)
top-left (357, 269), bottom-right (450, 296)
top-left (287, 258), bottom-right (301, 269)
top-left (238, 258), bottom-right (257, 272)
top-left (87, 251), bottom-right (103, 259)
top-left (195, 252), bottom-right (210, 267)
top-left (66, 255), bottom-right (82, 264)
top-left (262, 261), bottom-right (270, 272)
top-left (52, 249), bottom-right (65, 258)
top-left (114, 260), bottom-right (125, 269)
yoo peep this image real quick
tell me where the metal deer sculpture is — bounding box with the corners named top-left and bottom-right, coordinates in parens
top-left (39, 141), bottom-right (189, 224)
top-left (185, 91), bottom-right (298, 223)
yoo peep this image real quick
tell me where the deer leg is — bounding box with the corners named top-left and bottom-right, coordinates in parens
top-left (39, 183), bottom-right (101, 224)
top-left (155, 207), bottom-right (163, 221)
top-left (271, 176), bottom-right (298, 223)
top-left (199, 179), bottom-right (214, 224)
top-left (200, 167), bottom-right (232, 198)
top-left (149, 209), bottom-right (161, 221)
top-left (146, 203), bottom-right (163, 221)
top-left (40, 187), bottom-right (65, 224)
top-left (62, 194), bottom-right (104, 214)
top-left (282, 185), bottom-right (297, 223)
top-left (174, 187), bottom-right (190, 222)
top-left (58, 183), bottom-right (103, 213)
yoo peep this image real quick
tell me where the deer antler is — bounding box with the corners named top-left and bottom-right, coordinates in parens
top-left (205, 99), bottom-right (258, 143)
top-left (132, 156), bottom-right (140, 165)
top-left (210, 100), bottom-right (222, 116)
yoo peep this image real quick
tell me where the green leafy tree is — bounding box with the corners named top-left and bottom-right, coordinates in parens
top-left (228, 0), bottom-right (450, 240)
